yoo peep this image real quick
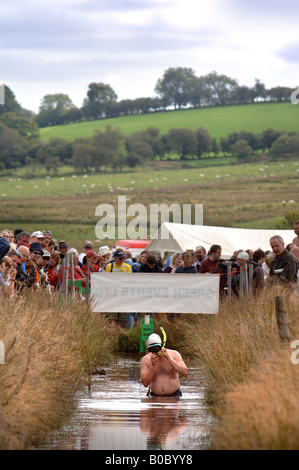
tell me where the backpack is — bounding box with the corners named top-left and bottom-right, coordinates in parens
top-left (0, 237), bottom-right (10, 261)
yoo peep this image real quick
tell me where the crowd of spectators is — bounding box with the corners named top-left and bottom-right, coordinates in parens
top-left (1, 222), bottom-right (299, 302)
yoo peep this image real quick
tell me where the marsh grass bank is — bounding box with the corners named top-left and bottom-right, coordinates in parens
top-left (174, 287), bottom-right (299, 450)
top-left (0, 292), bottom-right (115, 450)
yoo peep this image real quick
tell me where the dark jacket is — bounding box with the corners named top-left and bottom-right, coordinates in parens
top-left (269, 250), bottom-right (298, 284)
top-left (0, 237), bottom-right (10, 261)
top-left (139, 263), bottom-right (163, 273)
top-left (175, 265), bottom-right (197, 274)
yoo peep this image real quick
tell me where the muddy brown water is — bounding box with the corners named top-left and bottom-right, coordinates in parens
top-left (34, 355), bottom-right (215, 450)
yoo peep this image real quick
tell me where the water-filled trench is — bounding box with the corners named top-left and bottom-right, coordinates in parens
top-left (34, 355), bottom-right (215, 450)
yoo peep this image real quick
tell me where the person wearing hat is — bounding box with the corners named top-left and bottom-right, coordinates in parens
top-left (42, 230), bottom-right (53, 249)
top-left (105, 249), bottom-right (131, 273)
top-left (104, 248), bottom-right (133, 328)
top-left (82, 251), bottom-right (100, 275)
top-left (29, 231), bottom-right (45, 246)
top-left (98, 246), bottom-right (112, 267)
top-left (141, 333), bottom-right (188, 397)
top-left (29, 242), bottom-right (44, 285)
top-left (58, 241), bottom-right (69, 258)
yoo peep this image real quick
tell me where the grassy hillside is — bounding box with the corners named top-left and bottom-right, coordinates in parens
top-left (40, 102), bottom-right (299, 143)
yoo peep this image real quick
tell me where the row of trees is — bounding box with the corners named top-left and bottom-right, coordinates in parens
top-left (34, 69), bottom-right (296, 127)
top-left (1, 107), bottom-right (298, 174)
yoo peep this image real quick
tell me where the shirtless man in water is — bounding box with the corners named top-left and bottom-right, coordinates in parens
top-left (141, 333), bottom-right (188, 397)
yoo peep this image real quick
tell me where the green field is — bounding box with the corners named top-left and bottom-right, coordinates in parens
top-left (1, 159), bottom-right (298, 250)
top-left (40, 102), bottom-right (299, 142)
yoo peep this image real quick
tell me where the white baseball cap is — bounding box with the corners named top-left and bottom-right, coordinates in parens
top-left (31, 231), bottom-right (45, 239)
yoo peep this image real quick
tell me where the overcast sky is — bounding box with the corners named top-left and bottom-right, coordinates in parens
top-left (1, 0), bottom-right (299, 113)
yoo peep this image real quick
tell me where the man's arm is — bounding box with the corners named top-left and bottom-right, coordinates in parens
top-left (160, 349), bottom-right (188, 377)
top-left (140, 355), bottom-right (159, 387)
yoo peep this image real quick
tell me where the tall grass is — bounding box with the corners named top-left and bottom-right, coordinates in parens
top-left (0, 291), bottom-right (114, 450)
top-left (175, 287), bottom-right (299, 449)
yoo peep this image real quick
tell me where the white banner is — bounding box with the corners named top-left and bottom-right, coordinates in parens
top-left (91, 273), bottom-right (219, 314)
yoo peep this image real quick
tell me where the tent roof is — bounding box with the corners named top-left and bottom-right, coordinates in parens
top-left (146, 223), bottom-right (295, 259)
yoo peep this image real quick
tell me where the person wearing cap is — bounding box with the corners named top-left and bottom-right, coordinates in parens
top-left (58, 241), bottom-right (69, 258)
top-left (231, 250), bottom-right (249, 296)
top-left (141, 333), bottom-right (188, 397)
top-left (82, 251), bottom-right (100, 275)
top-left (29, 231), bottom-right (45, 246)
top-left (42, 230), bottom-right (52, 248)
top-left (105, 248), bottom-right (133, 328)
top-left (105, 249), bottom-right (131, 273)
top-left (29, 242), bottom-right (44, 285)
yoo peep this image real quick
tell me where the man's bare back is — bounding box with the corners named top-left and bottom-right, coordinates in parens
top-left (141, 348), bottom-right (188, 396)
top-left (293, 222), bottom-right (299, 247)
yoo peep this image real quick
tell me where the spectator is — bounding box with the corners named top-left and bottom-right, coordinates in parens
top-left (96, 255), bottom-right (106, 272)
top-left (252, 249), bottom-right (266, 292)
top-left (291, 246), bottom-right (299, 261)
top-left (14, 228), bottom-right (25, 240)
top-left (104, 248), bottom-right (133, 329)
top-left (42, 230), bottom-right (53, 249)
top-left (132, 250), bottom-right (148, 272)
top-left (124, 250), bottom-right (133, 267)
top-left (28, 242), bottom-right (44, 285)
top-left (15, 231), bottom-right (30, 248)
top-left (290, 247), bottom-right (299, 285)
top-left (293, 220), bottom-right (299, 247)
top-left (105, 249), bottom-right (131, 273)
top-left (199, 245), bottom-right (223, 274)
top-left (175, 252), bottom-right (197, 273)
top-left (29, 231), bottom-right (45, 246)
top-left (78, 241), bottom-right (94, 263)
top-left (0, 256), bottom-right (16, 297)
top-left (286, 243), bottom-right (295, 252)
top-left (82, 251), bottom-right (100, 275)
top-left (47, 240), bottom-right (56, 254)
top-left (47, 251), bottom-right (62, 289)
top-left (17, 244), bottom-right (30, 260)
top-left (231, 251), bottom-right (249, 296)
top-left (98, 246), bottom-right (112, 266)
top-left (246, 249), bottom-right (254, 262)
top-left (268, 235), bottom-right (298, 285)
top-left (163, 253), bottom-right (182, 273)
top-left (0, 235), bottom-right (11, 261)
top-left (58, 241), bottom-right (69, 258)
top-left (139, 253), bottom-right (162, 273)
top-left (193, 246), bottom-right (207, 272)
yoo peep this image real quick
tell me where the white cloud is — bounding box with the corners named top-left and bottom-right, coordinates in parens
top-left (0, 0), bottom-right (298, 112)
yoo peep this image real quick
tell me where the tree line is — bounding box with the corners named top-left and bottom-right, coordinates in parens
top-left (1, 68), bottom-right (292, 128)
top-left (0, 105), bottom-right (298, 174)
top-left (35, 70), bottom-right (294, 128)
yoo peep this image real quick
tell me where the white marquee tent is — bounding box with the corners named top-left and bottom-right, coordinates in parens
top-left (146, 222), bottom-right (295, 259)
